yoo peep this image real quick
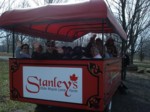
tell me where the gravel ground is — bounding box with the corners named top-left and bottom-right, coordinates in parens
top-left (112, 71), bottom-right (150, 112)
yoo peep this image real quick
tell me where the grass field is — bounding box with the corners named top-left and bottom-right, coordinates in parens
top-left (134, 62), bottom-right (150, 68)
top-left (133, 60), bottom-right (150, 72)
top-left (0, 60), bottom-right (36, 112)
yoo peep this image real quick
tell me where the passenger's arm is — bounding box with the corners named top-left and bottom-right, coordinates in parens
top-left (15, 47), bottom-right (21, 58)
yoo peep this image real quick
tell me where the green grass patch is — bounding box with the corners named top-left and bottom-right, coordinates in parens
top-left (0, 60), bottom-right (36, 112)
top-left (134, 61), bottom-right (150, 68)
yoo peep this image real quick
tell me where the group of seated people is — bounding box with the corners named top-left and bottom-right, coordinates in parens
top-left (15, 35), bottom-right (118, 59)
top-left (84, 34), bottom-right (118, 59)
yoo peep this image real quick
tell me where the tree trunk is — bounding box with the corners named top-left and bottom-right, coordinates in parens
top-left (48, 0), bottom-right (53, 3)
top-left (139, 38), bottom-right (144, 62)
top-left (130, 41), bottom-right (134, 64)
top-left (6, 36), bottom-right (10, 53)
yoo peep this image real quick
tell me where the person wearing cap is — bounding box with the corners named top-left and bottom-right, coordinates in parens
top-left (43, 40), bottom-right (63, 59)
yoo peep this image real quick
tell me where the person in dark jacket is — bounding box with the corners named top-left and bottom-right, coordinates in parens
top-left (122, 53), bottom-right (130, 80)
top-left (43, 40), bottom-right (62, 59)
top-left (85, 34), bottom-right (97, 58)
top-left (32, 42), bottom-right (43, 59)
top-left (105, 38), bottom-right (118, 57)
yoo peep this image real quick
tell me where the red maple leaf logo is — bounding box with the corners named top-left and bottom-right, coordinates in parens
top-left (70, 74), bottom-right (78, 81)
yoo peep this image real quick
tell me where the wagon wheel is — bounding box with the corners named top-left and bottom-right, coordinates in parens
top-left (104, 100), bottom-right (112, 112)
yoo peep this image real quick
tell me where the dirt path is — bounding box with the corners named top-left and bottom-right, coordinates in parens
top-left (112, 72), bottom-right (150, 112)
top-left (0, 56), bottom-right (10, 60)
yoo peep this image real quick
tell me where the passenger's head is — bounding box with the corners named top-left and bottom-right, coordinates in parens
top-left (90, 45), bottom-right (100, 57)
top-left (96, 38), bottom-right (103, 47)
top-left (105, 38), bottom-right (114, 47)
top-left (72, 46), bottom-right (83, 59)
top-left (36, 45), bottom-right (43, 53)
top-left (89, 34), bottom-right (97, 43)
top-left (95, 38), bottom-right (103, 55)
top-left (45, 40), bottom-right (56, 53)
top-left (33, 42), bottom-right (43, 53)
top-left (46, 40), bottom-right (55, 47)
top-left (21, 44), bottom-right (29, 54)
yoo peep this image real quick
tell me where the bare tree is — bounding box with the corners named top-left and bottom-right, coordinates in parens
top-left (0, 0), bottom-right (14, 52)
top-left (106, 0), bottom-right (150, 64)
top-left (136, 30), bottom-right (150, 61)
top-left (44, 0), bottom-right (68, 4)
top-left (31, 0), bottom-right (45, 6)
top-left (0, 0), bottom-right (34, 53)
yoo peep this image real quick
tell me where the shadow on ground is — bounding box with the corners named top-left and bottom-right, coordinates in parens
top-left (112, 72), bottom-right (150, 112)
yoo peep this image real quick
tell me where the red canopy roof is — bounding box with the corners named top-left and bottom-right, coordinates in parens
top-left (0, 0), bottom-right (127, 41)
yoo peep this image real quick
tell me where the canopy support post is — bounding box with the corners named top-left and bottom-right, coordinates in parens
top-left (102, 19), bottom-right (104, 57)
top-left (12, 28), bottom-right (15, 58)
top-left (121, 39), bottom-right (126, 80)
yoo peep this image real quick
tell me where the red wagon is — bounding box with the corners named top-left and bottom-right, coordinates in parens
top-left (0, 0), bottom-right (127, 111)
